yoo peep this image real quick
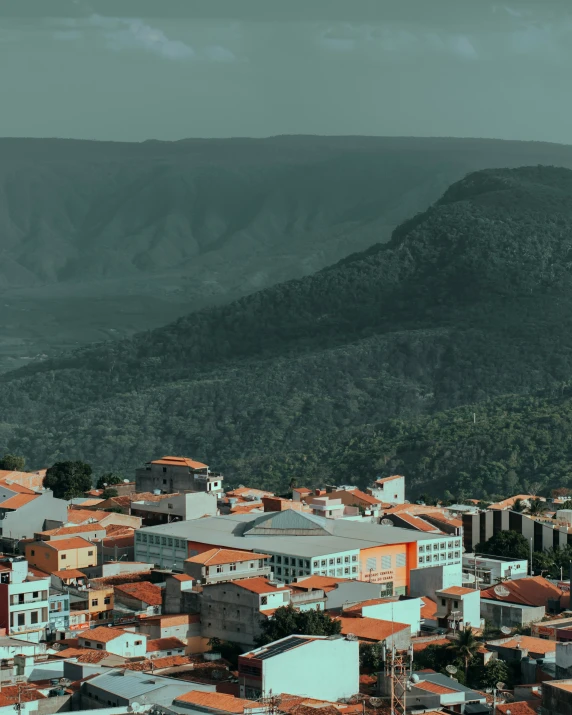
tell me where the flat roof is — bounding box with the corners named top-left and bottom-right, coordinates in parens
top-left (138, 512), bottom-right (438, 558)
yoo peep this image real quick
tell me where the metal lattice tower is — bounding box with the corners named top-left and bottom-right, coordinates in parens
top-left (383, 644), bottom-right (413, 715)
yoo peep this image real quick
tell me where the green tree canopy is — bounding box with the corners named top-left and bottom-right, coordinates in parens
top-left (0, 454), bottom-right (25, 471)
top-left (475, 530), bottom-right (530, 561)
top-left (96, 473), bottom-right (124, 490)
top-left (102, 488), bottom-right (118, 499)
top-left (255, 604), bottom-right (341, 646)
top-left (447, 625), bottom-right (480, 680)
top-left (44, 461), bottom-right (93, 500)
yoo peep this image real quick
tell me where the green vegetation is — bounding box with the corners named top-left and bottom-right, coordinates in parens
top-left (448, 626), bottom-right (481, 680)
top-left (43, 461), bottom-right (93, 500)
top-left (0, 454), bottom-right (25, 471)
top-left (96, 473), bottom-right (124, 490)
top-left (475, 531), bottom-right (530, 561)
top-left (5, 166), bottom-right (572, 497)
top-left (255, 604), bottom-right (341, 646)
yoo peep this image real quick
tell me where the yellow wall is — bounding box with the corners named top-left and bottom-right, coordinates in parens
top-left (359, 543), bottom-right (414, 592)
top-left (25, 542), bottom-right (97, 571)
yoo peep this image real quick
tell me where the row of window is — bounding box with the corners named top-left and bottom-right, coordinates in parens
top-left (210, 560), bottom-right (264, 574)
top-left (270, 554), bottom-right (358, 568)
top-left (136, 533), bottom-right (186, 547)
top-left (419, 552), bottom-right (460, 564)
top-left (419, 540), bottom-right (461, 553)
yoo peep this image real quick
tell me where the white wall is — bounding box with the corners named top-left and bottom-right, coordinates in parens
top-left (263, 637), bottom-right (359, 700)
top-left (556, 642), bottom-right (572, 671)
top-left (462, 591), bottom-right (481, 629)
top-left (361, 598), bottom-right (422, 634)
top-left (79, 633), bottom-right (147, 657)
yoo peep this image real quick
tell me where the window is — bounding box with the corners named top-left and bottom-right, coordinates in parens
top-left (433, 544), bottom-right (439, 551)
top-left (142, 534), bottom-right (148, 543)
top-left (174, 539), bottom-right (179, 547)
top-left (216, 565), bottom-right (223, 573)
top-left (61, 554), bottom-right (67, 560)
top-left (366, 557), bottom-right (376, 571)
top-left (258, 560), bottom-right (264, 568)
top-left (448, 552), bottom-right (453, 560)
top-left (329, 558), bottom-right (334, 565)
top-left (276, 556), bottom-right (282, 564)
top-left (381, 555), bottom-right (391, 570)
top-left (168, 504), bottom-right (173, 509)
top-left (17, 613), bottom-right (25, 626)
top-left (352, 566), bottom-right (357, 573)
top-left (454, 540), bottom-right (461, 547)
top-left (336, 557), bottom-right (341, 564)
top-left (91, 599), bottom-right (99, 607)
top-left (344, 567), bottom-right (349, 574)
top-left (440, 542), bottom-right (446, 550)
top-left (30, 550), bottom-right (35, 557)
top-left (440, 554), bottom-right (445, 560)
top-left (284, 557), bottom-right (289, 565)
top-left (104, 597), bottom-right (111, 605)
top-left (32, 591), bottom-right (39, 599)
top-left (284, 568), bottom-right (290, 577)
top-left (299, 559), bottom-right (304, 567)
top-left (230, 563), bottom-right (237, 572)
top-left (419, 545), bottom-right (425, 553)
top-left (161, 537), bottom-right (167, 545)
top-left (454, 600), bottom-right (459, 608)
top-left (97, 644), bottom-right (103, 650)
top-left (236, 610), bottom-right (240, 617)
top-left (168, 538), bottom-right (173, 547)
top-left (454, 551), bottom-right (460, 558)
top-left (352, 555), bottom-right (357, 562)
top-left (419, 556), bottom-right (424, 563)
top-left (163, 479), bottom-right (167, 485)
top-left (344, 556), bottom-right (350, 563)
top-left (441, 599), bottom-right (446, 606)
top-left (88, 551), bottom-right (94, 556)
top-left (163, 467), bottom-right (167, 473)
top-left (396, 553), bottom-right (406, 568)
top-left (448, 541), bottom-right (453, 548)
top-left (135, 640), bottom-right (142, 646)
top-left (277, 568), bottom-right (282, 575)
top-left (433, 555), bottom-right (439, 562)
top-left (84, 641), bottom-right (91, 647)
top-left (250, 563), bottom-right (255, 569)
top-left (31, 612), bottom-right (38, 624)
top-left (305, 560), bottom-right (310, 568)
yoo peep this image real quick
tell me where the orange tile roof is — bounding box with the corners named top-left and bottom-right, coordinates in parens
top-left (141, 613), bottom-right (195, 626)
top-left (146, 637), bottom-right (186, 652)
top-left (0, 686), bottom-right (45, 708)
top-left (481, 576), bottom-right (565, 607)
top-left (336, 617), bottom-right (409, 641)
top-left (186, 548), bottom-right (269, 566)
top-left (412, 638), bottom-right (450, 652)
top-left (174, 691), bottom-right (258, 713)
top-left (80, 626), bottom-right (127, 644)
top-left (66, 509), bottom-right (107, 524)
top-left (150, 456), bottom-right (208, 470)
top-left (44, 537), bottom-right (95, 551)
top-left (292, 575), bottom-right (347, 592)
top-left (0, 469), bottom-right (46, 490)
top-left (488, 495), bottom-right (542, 510)
top-left (0, 482), bottom-right (36, 495)
top-left (344, 598), bottom-right (396, 613)
top-left (39, 524), bottom-right (106, 537)
top-left (344, 489), bottom-right (382, 506)
top-left (551, 682), bottom-right (572, 692)
top-left (497, 636), bottom-right (557, 655)
top-left (171, 573), bottom-right (194, 582)
top-left (0, 493), bottom-right (38, 510)
top-left (292, 488), bottom-right (312, 494)
top-left (230, 504), bottom-right (264, 514)
top-left (233, 577), bottom-right (289, 596)
top-left (415, 680), bottom-right (458, 695)
top-left (393, 513), bottom-right (439, 532)
top-left (421, 597), bottom-right (437, 620)
top-left (52, 569), bottom-right (87, 579)
top-left (124, 655), bottom-right (192, 671)
top-left (114, 581), bottom-right (163, 606)
top-left (227, 487), bottom-right (274, 498)
top-left (102, 534), bottom-right (134, 548)
top-left (496, 703), bottom-right (538, 715)
top-left (439, 586), bottom-right (477, 597)
top-left (374, 475), bottom-right (403, 485)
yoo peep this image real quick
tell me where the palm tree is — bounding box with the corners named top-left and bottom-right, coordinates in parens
top-left (512, 498), bottom-right (525, 513)
top-left (447, 625), bottom-right (480, 680)
top-left (527, 498), bottom-right (547, 516)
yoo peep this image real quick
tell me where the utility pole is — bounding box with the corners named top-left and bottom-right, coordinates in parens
top-left (383, 643), bottom-right (413, 715)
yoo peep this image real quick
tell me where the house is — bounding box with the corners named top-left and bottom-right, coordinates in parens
top-left (25, 537), bottom-right (97, 572)
top-left (540, 679), bottom-right (572, 715)
top-left (367, 475), bottom-right (405, 505)
top-left (201, 577), bottom-right (291, 646)
top-left (184, 549), bottom-right (271, 584)
top-left (435, 586), bottom-right (481, 630)
top-left (488, 495), bottom-right (542, 511)
top-left (54, 580), bottom-right (114, 628)
top-left (379, 670), bottom-right (487, 714)
top-left (486, 635), bottom-right (557, 663)
top-left (532, 615), bottom-right (572, 641)
top-left (0, 485), bottom-right (67, 552)
top-left (342, 596), bottom-right (424, 634)
top-left (65, 507), bottom-right (141, 530)
top-left (146, 636), bottom-right (186, 658)
top-left (173, 691), bottom-right (261, 715)
top-left (336, 616), bottom-right (411, 649)
top-left (135, 456), bottom-right (224, 496)
top-left (47, 591), bottom-right (70, 640)
top-left (322, 487), bottom-right (386, 515)
top-left (130, 491), bottom-right (218, 525)
top-left (480, 576), bottom-right (567, 628)
top-left (0, 558), bottom-right (49, 643)
top-left (0, 469), bottom-right (46, 491)
top-left (78, 626), bottom-right (148, 657)
top-left (99, 529), bottom-right (136, 563)
top-left (238, 635), bottom-right (359, 700)
top-left (306, 497), bottom-right (358, 520)
top-left (35, 524), bottom-right (107, 543)
top-left (138, 613), bottom-right (200, 641)
top-left (462, 553), bottom-right (528, 588)
top-left (292, 488), bottom-right (312, 503)
top-left (113, 581), bottom-right (163, 615)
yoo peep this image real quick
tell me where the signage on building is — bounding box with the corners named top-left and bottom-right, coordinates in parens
top-left (69, 623), bottom-right (88, 631)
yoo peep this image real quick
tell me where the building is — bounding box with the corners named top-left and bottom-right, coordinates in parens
top-left (342, 596), bottom-right (424, 634)
top-left (35, 524), bottom-right (107, 542)
top-left (238, 635), bottom-right (359, 700)
top-left (184, 549), bottom-right (271, 584)
top-left (146, 636), bottom-right (186, 658)
top-left (532, 615), bottom-right (572, 641)
top-left (0, 486), bottom-right (68, 552)
top-left (78, 626), bottom-right (148, 657)
top-left (47, 591), bottom-right (70, 640)
top-left (0, 558), bottom-right (50, 642)
top-left (367, 475), bottom-right (405, 505)
top-left (135, 511), bottom-right (462, 595)
top-left (540, 679), bottom-right (572, 715)
top-left (173, 691), bottom-right (261, 715)
top-left (135, 456), bottom-right (223, 495)
top-left (129, 491), bottom-right (218, 525)
top-left (462, 553), bottom-right (528, 588)
top-left (323, 486), bottom-right (385, 515)
top-left (113, 581), bottom-right (163, 616)
top-left (435, 586), bottom-right (481, 630)
top-left (336, 617), bottom-right (411, 649)
top-left (480, 576), bottom-right (566, 628)
top-left (201, 577), bottom-right (291, 646)
top-left (25, 537), bottom-right (97, 572)
top-left (462, 508), bottom-right (572, 554)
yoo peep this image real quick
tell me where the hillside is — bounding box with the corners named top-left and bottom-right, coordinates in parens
top-left (3, 165), bottom-right (572, 497)
top-left (4, 136), bottom-right (572, 372)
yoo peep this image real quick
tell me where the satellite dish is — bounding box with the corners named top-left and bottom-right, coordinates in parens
top-left (59, 678), bottom-right (71, 688)
top-left (500, 626), bottom-right (512, 635)
top-left (496, 682), bottom-right (506, 690)
top-left (446, 665), bottom-right (458, 674)
top-left (380, 519), bottom-right (393, 526)
top-left (410, 674), bottom-right (420, 683)
top-left (369, 698), bottom-right (383, 707)
top-left (131, 703), bottom-right (143, 713)
top-left (494, 585), bottom-right (510, 598)
top-left (346, 633), bottom-right (358, 641)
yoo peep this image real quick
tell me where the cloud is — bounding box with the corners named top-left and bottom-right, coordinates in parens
top-left (204, 44), bottom-right (236, 62)
top-left (53, 30), bottom-right (83, 41)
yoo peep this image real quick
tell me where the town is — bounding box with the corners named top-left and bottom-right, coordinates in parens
top-left (0, 454), bottom-right (570, 715)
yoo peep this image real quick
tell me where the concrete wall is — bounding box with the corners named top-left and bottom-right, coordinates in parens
top-left (556, 642), bottom-right (572, 678)
top-left (133, 492), bottom-right (218, 522)
top-left (542, 681), bottom-right (572, 715)
top-left (326, 582), bottom-right (388, 610)
top-left (409, 564), bottom-right (461, 602)
top-left (184, 557), bottom-right (270, 584)
top-left (480, 599), bottom-right (545, 628)
top-left (1, 491), bottom-right (68, 546)
top-left (360, 599), bottom-right (422, 634)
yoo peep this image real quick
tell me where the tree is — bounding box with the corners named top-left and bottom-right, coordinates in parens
top-left (0, 454), bottom-right (25, 471)
top-left (359, 643), bottom-right (385, 672)
top-left (255, 604), bottom-right (341, 646)
top-left (512, 498), bottom-right (525, 513)
top-left (474, 530), bottom-right (529, 561)
top-left (44, 461), bottom-right (93, 500)
top-left (96, 473), bottom-right (123, 490)
top-left (102, 488), bottom-right (118, 499)
top-left (478, 658), bottom-right (509, 690)
top-left (560, 500), bottom-right (572, 510)
top-left (527, 498), bottom-right (547, 516)
top-left (447, 626), bottom-right (480, 680)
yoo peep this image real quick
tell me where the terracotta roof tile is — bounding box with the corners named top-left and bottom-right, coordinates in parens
top-left (52, 569), bottom-right (87, 579)
top-left (171, 573), bottom-right (194, 582)
top-left (141, 613), bottom-right (196, 626)
top-left (0, 686), bottom-right (45, 708)
top-left (150, 456), bottom-right (208, 470)
top-left (374, 475), bottom-right (403, 485)
top-left (39, 524), bottom-right (106, 537)
top-left (292, 575), bottom-right (347, 592)
top-left (495, 636), bottom-right (557, 655)
top-left (233, 577), bottom-right (290, 596)
top-left (496, 703), bottom-right (538, 715)
top-left (79, 626), bottom-right (127, 644)
top-left (114, 581), bottom-right (163, 606)
top-left (124, 655), bottom-right (192, 671)
top-left (344, 489), bottom-right (382, 506)
top-left (146, 637), bottom-right (186, 652)
top-left (481, 576), bottom-right (565, 607)
top-left (43, 537), bottom-right (95, 551)
top-left (0, 493), bottom-right (38, 509)
top-left (392, 513), bottom-right (439, 532)
top-left (415, 680), bottom-right (458, 695)
top-left (186, 548), bottom-right (269, 566)
top-left (439, 586), bottom-right (477, 597)
top-left (336, 617), bottom-right (409, 641)
top-left (66, 509), bottom-right (107, 524)
top-left (421, 597), bottom-right (437, 620)
top-left (0, 483), bottom-right (36, 495)
top-left (174, 691), bottom-right (258, 713)
top-left (412, 638), bottom-right (450, 652)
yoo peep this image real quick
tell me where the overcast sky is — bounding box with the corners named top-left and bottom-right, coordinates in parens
top-left (1, 0), bottom-right (571, 142)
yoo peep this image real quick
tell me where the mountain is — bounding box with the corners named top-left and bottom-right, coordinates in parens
top-left (3, 165), bottom-right (572, 498)
top-left (4, 136), bottom-right (572, 373)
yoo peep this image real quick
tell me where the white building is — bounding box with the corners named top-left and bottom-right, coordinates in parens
top-left (78, 626), bottom-right (148, 657)
top-left (368, 475), bottom-right (405, 505)
top-left (345, 597), bottom-right (423, 635)
top-left (0, 558), bottom-right (50, 643)
top-left (238, 635), bottom-right (359, 700)
top-left (435, 586), bottom-right (481, 631)
top-left (462, 553), bottom-right (528, 587)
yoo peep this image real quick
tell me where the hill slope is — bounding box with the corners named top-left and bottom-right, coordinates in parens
top-left (3, 165), bottom-right (572, 496)
top-left (4, 135), bottom-right (572, 371)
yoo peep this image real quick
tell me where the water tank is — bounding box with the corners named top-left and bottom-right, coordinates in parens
top-left (153, 489), bottom-right (161, 495)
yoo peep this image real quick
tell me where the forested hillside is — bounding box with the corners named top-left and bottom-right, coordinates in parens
top-left (3, 165), bottom-right (572, 498)
top-left (4, 136), bottom-right (572, 371)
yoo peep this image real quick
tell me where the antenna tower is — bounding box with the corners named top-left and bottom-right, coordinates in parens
top-left (383, 643), bottom-right (413, 715)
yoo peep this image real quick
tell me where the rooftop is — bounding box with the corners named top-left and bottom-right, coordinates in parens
top-left (114, 581), bottom-right (163, 606)
top-left (233, 577), bottom-right (289, 596)
top-left (174, 690), bottom-right (258, 713)
top-left (496, 703), bottom-right (538, 715)
top-left (147, 637), bottom-right (186, 652)
top-left (51, 569), bottom-right (87, 579)
top-left (493, 636), bottom-right (557, 655)
top-left (415, 680), bottom-right (458, 695)
top-left (149, 456), bottom-right (208, 470)
top-left (65, 509), bottom-right (107, 524)
top-left (292, 575), bottom-right (348, 592)
top-left (39, 524), bottom-right (106, 537)
top-left (243, 635), bottom-right (318, 660)
top-left (43, 537), bottom-right (95, 551)
top-left (374, 475), bottom-right (403, 485)
top-left (186, 548), bottom-right (269, 566)
top-left (438, 586), bottom-right (477, 597)
top-left (0, 493), bottom-right (38, 510)
top-left (481, 576), bottom-right (567, 607)
top-left (80, 626), bottom-right (128, 644)
top-left (336, 617), bottom-right (409, 641)
top-left (421, 597), bottom-right (437, 620)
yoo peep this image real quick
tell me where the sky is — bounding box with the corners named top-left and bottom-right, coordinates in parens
top-left (1, 0), bottom-right (571, 143)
